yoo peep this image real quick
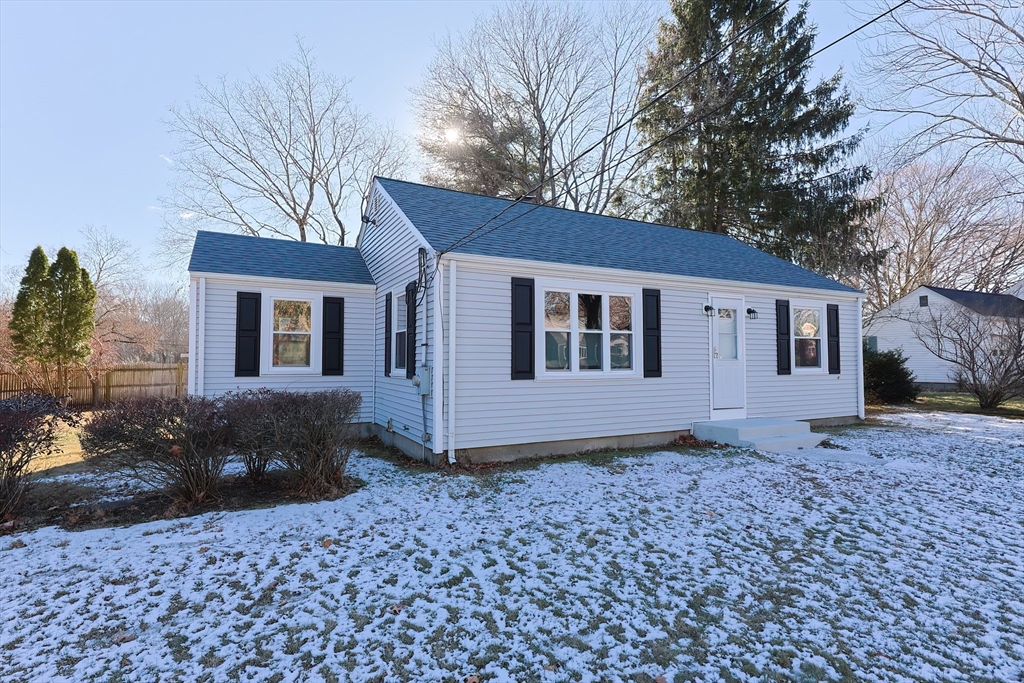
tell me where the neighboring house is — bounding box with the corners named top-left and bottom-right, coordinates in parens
top-left (865, 285), bottom-right (1024, 390)
top-left (188, 178), bottom-right (866, 464)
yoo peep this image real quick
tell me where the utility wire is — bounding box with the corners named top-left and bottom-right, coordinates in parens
top-left (437, 0), bottom-right (789, 256)
top-left (438, 0), bottom-right (912, 256)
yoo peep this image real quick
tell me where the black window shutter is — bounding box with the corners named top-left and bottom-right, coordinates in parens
top-left (322, 297), bottom-right (344, 376)
top-left (827, 303), bottom-right (840, 374)
top-left (384, 293), bottom-right (392, 377)
top-left (511, 277), bottom-right (535, 380)
top-left (405, 281), bottom-right (417, 379)
top-left (776, 299), bottom-right (791, 375)
top-left (642, 289), bottom-right (661, 378)
top-left (235, 292), bottom-right (261, 377)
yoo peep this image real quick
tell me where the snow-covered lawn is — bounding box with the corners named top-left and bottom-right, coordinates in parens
top-left (3, 411), bottom-right (1023, 682)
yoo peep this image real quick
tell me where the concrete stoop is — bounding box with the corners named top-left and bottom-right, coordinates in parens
top-left (692, 417), bottom-right (824, 453)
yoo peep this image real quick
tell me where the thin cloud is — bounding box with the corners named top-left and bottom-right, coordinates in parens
top-left (159, 155), bottom-right (174, 165)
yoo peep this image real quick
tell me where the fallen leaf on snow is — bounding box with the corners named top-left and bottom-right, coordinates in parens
top-left (464, 676), bottom-right (481, 683)
top-left (198, 546), bottom-right (210, 554)
top-left (322, 538), bottom-right (333, 548)
top-left (387, 603), bottom-right (404, 615)
top-left (111, 632), bottom-right (136, 645)
top-left (544, 664), bottom-right (558, 671)
top-left (655, 676), bottom-right (668, 683)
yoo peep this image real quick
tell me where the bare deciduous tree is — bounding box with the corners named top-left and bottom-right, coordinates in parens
top-left (161, 41), bottom-right (407, 258)
top-left (860, 0), bottom-right (1024, 187)
top-left (913, 305), bottom-right (1024, 409)
top-left (414, 0), bottom-right (657, 215)
top-left (857, 159), bottom-right (1024, 314)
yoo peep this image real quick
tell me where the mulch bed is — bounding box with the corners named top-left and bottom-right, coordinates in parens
top-left (4, 470), bottom-right (362, 536)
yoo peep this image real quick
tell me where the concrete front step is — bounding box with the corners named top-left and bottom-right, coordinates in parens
top-left (739, 432), bottom-right (824, 452)
top-left (692, 417), bottom-right (824, 452)
top-left (693, 417), bottom-right (810, 443)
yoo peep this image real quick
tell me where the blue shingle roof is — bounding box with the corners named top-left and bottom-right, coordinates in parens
top-left (188, 231), bottom-right (374, 285)
top-left (378, 178), bottom-right (859, 294)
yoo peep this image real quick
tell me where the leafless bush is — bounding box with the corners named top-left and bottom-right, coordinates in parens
top-left (80, 396), bottom-right (230, 505)
top-left (262, 390), bottom-right (362, 498)
top-left (0, 393), bottom-right (79, 520)
top-left (914, 307), bottom-right (1024, 409)
top-left (221, 390), bottom-right (276, 479)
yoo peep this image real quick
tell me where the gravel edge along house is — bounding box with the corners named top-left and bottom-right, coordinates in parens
top-left (187, 177), bottom-right (865, 464)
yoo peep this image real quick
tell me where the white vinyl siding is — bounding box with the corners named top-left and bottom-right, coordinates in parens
top-left (358, 186), bottom-right (435, 445)
top-left (191, 275), bottom-right (375, 423)
top-left (865, 288), bottom-right (960, 385)
top-left (446, 256), bottom-right (862, 450)
top-left (745, 292), bottom-right (860, 420)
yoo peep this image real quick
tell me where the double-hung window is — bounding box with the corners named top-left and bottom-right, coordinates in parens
top-left (394, 292), bottom-right (407, 371)
top-left (272, 299), bottom-right (312, 367)
top-left (540, 283), bottom-right (638, 377)
top-left (261, 290), bottom-right (322, 375)
top-left (792, 303), bottom-right (825, 370)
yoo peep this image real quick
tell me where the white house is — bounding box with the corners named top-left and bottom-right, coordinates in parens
top-left (865, 285), bottom-right (1024, 390)
top-left (188, 178), bottom-right (866, 463)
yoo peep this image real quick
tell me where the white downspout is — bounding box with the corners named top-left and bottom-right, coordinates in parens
top-left (187, 279), bottom-right (197, 395)
top-left (197, 277), bottom-right (207, 396)
top-left (432, 258), bottom-right (444, 456)
top-left (857, 296), bottom-right (865, 419)
top-left (447, 260), bottom-right (457, 464)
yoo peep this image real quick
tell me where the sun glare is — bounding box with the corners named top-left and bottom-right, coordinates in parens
top-left (444, 128), bottom-right (460, 144)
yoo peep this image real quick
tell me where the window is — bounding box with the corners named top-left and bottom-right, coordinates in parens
top-left (866, 335), bottom-right (878, 352)
top-left (260, 290), bottom-right (322, 375)
top-left (919, 295), bottom-right (929, 307)
top-left (272, 299), bottom-right (312, 367)
top-left (717, 308), bottom-right (738, 360)
top-left (394, 293), bottom-right (407, 370)
top-left (540, 284), bottom-right (638, 376)
top-left (793, 306), bottom-right (822, 369)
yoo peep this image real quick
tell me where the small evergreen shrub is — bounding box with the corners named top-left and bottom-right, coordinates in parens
top-left (261, 390), bottom-right (361, 498)
top-left (0, 393), bottom-right (78, 519)
top-left (863, 343), bottom-right (920, 404)
top-left (81, 396), bottom-right (230, 506)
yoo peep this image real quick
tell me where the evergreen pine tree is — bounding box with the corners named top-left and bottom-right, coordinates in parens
top-left (10, 247), bottom-right (54, 384)
top-left (637, 0), bottom-right (878, 280)
top-left (46, 248), bottom-right (97, 395)
top-left (8, 246), bottom-right (96, 395)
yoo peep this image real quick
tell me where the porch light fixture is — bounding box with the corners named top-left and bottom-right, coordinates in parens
top-left (703, 304), bottom-right (714, 316)
top-left (746, 308), bottom-right (758, 319)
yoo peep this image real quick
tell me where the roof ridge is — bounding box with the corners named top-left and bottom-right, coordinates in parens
top-left (375, 176), bottom-right (734, 241)
top-left (195, 230), bottom-right (360, 251)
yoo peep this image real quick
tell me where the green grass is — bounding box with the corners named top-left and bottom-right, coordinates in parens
top-left (909, 392), bottom-right (1024, 419)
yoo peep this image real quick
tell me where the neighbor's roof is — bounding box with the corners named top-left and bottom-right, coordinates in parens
top-left (926, 286), bottom-right (1024, 317)
top-left (188, 231), bottom-right (375, 285)
top-left (377, 178), bottom-right (859, 294)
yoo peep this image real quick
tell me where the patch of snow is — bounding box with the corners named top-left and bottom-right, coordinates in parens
top-left (2, 411), bottom-right (1022, 681)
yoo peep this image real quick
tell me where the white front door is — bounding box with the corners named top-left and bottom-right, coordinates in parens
top-left (711, 297), bottom-right (745, 410)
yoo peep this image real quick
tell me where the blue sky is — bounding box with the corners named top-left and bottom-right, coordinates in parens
top-left (0, 0), bottom-right (865, 282)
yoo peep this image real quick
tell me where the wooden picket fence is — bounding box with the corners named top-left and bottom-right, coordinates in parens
top-left (0, 363), bottom-right (188, 407)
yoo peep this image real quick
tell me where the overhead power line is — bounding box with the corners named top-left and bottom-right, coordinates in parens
top-left (438, 0), bottom-right (789, 255)
top-left (437, 0), bottom-right (912, 256)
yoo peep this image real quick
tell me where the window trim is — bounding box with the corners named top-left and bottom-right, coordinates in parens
top-left (390, 287), bottom-right (409, 376)
top-left (790, 299), bottom-right (827, 374)
top-left (534, 278), bottom-right (643, 380)
top-left (260, 289), bottom-right (323, 375)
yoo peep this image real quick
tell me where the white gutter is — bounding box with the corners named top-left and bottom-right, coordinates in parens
top-left (857, 296), bottom-right (865, 419)
top-left (197, 277), bottom-right (207, 396)
top-left (447, 260), bottom-right (457, 464)
top-left (432, 257), bottom-right (444, 455)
